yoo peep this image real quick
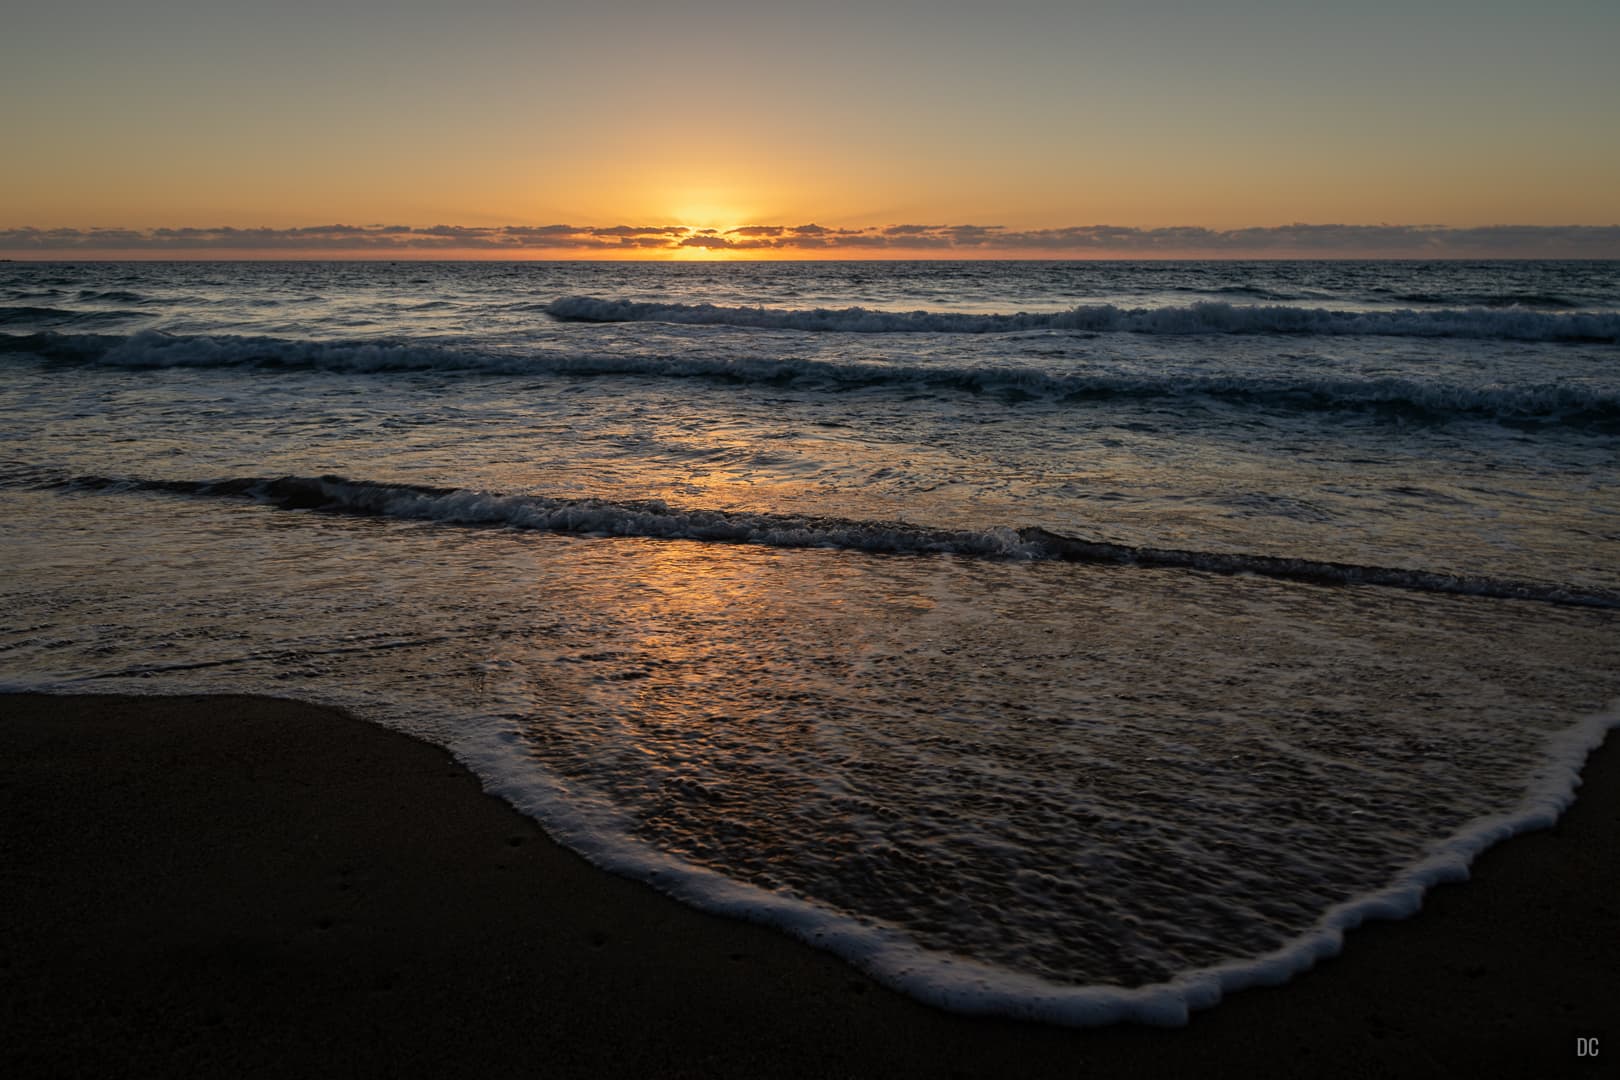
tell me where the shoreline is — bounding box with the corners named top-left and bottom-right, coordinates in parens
top-left (3, 692), bottom-right (1614, 1077)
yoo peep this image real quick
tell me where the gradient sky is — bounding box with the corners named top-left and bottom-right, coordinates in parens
top-left (4, 1), bottom-right (1618, 257)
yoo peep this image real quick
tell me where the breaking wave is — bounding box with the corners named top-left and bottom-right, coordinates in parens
top-left (3, 329), bottom-right (1616, 423)
top-left (544, 296), bottom-right (1620, 341)
top-left (10, 468), bottom-right (1616, 609)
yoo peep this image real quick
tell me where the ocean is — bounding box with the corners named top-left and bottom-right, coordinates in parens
top-left (2, 258), bottom-right (1617, 1025)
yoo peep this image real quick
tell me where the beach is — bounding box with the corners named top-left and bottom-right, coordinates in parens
top-left (3, 691), bottom-right (1613, 1077)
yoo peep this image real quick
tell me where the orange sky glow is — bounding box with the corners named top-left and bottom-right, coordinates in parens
top-left (4, 3), bottom-right (1617, 259)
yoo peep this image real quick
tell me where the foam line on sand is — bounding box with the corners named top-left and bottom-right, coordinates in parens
top-left (1, 693), bottom-right (1614, 1078)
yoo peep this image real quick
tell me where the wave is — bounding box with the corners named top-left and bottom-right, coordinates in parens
top-left (0, 306), bottom-right (67, 324)
top-left (0, 305), bottom-right (147, 327)
top-left (1390, 291), bottom-right (1581, 310)
top-left (0, 329), bottom-right (479, 371)
top-left (75, 289), bottom-right (149, 304)
top-left (1172, 284), bottom-right (1334, 302)
top-left (4, 329), bottom-right (1616, 424)
top-left (12, 469), bottom-right (1617, 609)
top-left (544, 296), bottom-right (1620, 342)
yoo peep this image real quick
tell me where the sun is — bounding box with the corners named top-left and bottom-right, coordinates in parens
top-left (671, 207), bottom-right (742, 232)
top-left (672, 242), bottom-right (732, 261)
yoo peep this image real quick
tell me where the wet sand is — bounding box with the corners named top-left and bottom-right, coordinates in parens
top-left (1, 692), bottom-right (1614, 1077)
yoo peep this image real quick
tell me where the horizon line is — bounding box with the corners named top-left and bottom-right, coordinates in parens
top-left (4, 222), bottom-right (1620, 260)
top-left (8, 256), bottom-right (1620, 265)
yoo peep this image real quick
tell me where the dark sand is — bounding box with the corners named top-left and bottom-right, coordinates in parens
top-left (2, 693), bottom-right (1614, 1078)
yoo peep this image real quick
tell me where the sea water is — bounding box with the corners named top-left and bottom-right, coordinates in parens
top-left (2, 259), bottom-right (1617, 1024)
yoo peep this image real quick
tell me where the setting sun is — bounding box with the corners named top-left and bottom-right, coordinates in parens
top-left (667, 196), bottom-right (754, 232)
top-left (7, 5), bottom-right (1615, 258)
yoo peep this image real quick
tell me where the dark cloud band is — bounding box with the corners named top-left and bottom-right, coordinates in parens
top-left (2, 223), bottom-right (1617, 256)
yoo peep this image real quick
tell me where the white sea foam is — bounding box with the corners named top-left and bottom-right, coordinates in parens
top-left (453, 699), bottom-right (1620, 1026)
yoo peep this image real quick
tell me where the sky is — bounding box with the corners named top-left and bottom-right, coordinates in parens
top-left (3, 0), bottom-right (1618, 258)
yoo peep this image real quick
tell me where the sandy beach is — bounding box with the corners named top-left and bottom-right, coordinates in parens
top-left (1, 691), bottom-right (1613, 1078)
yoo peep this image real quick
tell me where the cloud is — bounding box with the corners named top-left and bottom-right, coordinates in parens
top-left (589, 225), bottom-right (685, 238)
top-left (499, 225), bottom-right (578, 239)
top-left (2, 222), bottom-right (1617, 257)
top-left (942, 225), bottom-right (1005, 245)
